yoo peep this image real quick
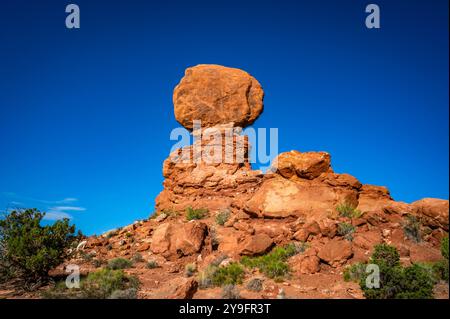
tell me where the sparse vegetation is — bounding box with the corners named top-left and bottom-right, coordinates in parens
top-left (146, 260), bottom-right (159, 269)
top-left (336, 201), bottom-right (363, 219)
top-left (131, 252), bottom-right (143, 263)
top-left (215, 209), bottom-right (231, 226)
top-left (359, 244), bottom-right (435, 299)
top-left (431, 236), bottom-right (449, 282)
top-left (246, 278), bottom-right (263, 291)
top-left (221, 284), bottom-right (240, 299)
top-left (186, 207), bottom-right (208, 221)
top-left (343, 262), bottom-right (366, 282)
top-left (42, 268), bottom-right (139, 299)
top-left (402, 214), bottom-right (422, 242)
top-left (212, 263), bottom-right (245, 286)
top-left (185, 263), bottom-right (196, 277)
top-left (107, 258), bottom-right (133, 270)
top-left (337, 222), bottom-right (356, 241)
top-left (240, 244), bottom-right (300, 280)
top-left (0, 208), bottom-right (80, 289)
top-left (198, 262), bottom-right (245, 288)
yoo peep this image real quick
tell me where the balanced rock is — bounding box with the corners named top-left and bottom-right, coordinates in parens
top-left (173, 64), bottom-right (264, 130)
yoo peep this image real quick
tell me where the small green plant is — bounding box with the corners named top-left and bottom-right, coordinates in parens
top-left (402, 214), bottom-right (422, 242)
top-left (42, 269), bottom-right (139, 299)
top-left (215, 209), bottom-right (231, 226)
top-left (371, 243), bottom-right (400, 268)
top-left (125, 232), bottom-right (133, 238)
top-left (441, 236), bottom-right (449, 260)
top-left (360, 244), bottom-right (435, 299)
top-left (107, 258), bottom-right (133, 270)
top-left (146, 260), bottom-right (159, 269)
top-left (198, 265), bottom-right (217, 289)
top-left (186, 207), bottom-right (208, 220)
top-left (246, 278), bottom-right (263, 292)
top-left (221, 284), bottom-right (240, 299)
top-left (431, 236), bottom-right (449, 282)
top-left (336, 202), bottom-right (363, 219)
top-left (185, 263), bottom-right (197, 277)
top-left (212, 263), bottom-right (245, 286)
top-left (337, 222), bottom-right (356, 241)
top-left (343, 262), bottom-right (366, 282)
top-left (82, 268), bottom-right (139, 299)
top-left (131, 253), bottom-right (143, 263)
top-left (240, 244), bottom-right (299, 280)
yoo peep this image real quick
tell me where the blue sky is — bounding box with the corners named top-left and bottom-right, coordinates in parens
top-left (0, 0), bottom-right (448, 235)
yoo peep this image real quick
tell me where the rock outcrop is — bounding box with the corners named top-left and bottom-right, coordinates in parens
top-left (65, 64), bottom-right (448, 300)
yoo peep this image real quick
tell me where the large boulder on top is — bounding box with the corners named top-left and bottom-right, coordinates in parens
top-left (173, 64), bottom-right (264, 130)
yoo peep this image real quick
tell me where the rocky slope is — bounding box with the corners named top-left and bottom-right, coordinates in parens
top-left (61, 64), bottom-right (449, 299)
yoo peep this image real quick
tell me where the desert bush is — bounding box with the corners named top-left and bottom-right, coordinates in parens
top-left (186, 207), bottom-right (208, 221)
top-left (82, 269), bottom-right (139, 299)
top-left (246, 278), bottom-right (263, 291)
top-left (185, 263), bottom-right (196, 277)
top-left (198, 265), bottom-right (217, 289)
top-left (215, 209), bottom-right (231, 226)
top-left (146, 260), bottom-right (159, 269)
top-left (441, 236), bottom-right (449, 260)
top-left (432, 260), bottom-right (449, 282)
top-left (336, 202), bottom-right (363, 219)
top-left (107, 258), bottom-right (132, 270)
top-left (221, 284), bottom-right (240, 299)
top-left (371, 243), bottom-right (400, 268)
top-left (241, 244), bottom-right (299, 280)
top-left (131, 252), bottom-right (143, 263)
top-left (343, 262), bottom-right (367, 282)
top-left (0, 208), bottom-right (79, 287)
top-left (212, 263), bottom-right (245, 286)
top-left (337, 222), bottom-right (356, 241)
top-left (402, 214), bottom-right (422, 242)
top-left (42, 268), bottom-right (139, 299)
top-left (360, 244), bottom-right (434, 299)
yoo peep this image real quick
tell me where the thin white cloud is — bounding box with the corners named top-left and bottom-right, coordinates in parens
top-left (51, 206), bottom-right (86, 212)
top-left (44, 211), bottom-right (73, 220)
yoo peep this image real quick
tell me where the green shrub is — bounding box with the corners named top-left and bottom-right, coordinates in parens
top-left (212, 263), bottom-right (245, 286)
top-left (198, 265), bottom-right (217, 289)
top-left (107, 258), bottom-right (132, 270)
top-left (240, 244), bottom-right (299, 280)
top-left (432, 259), bottom-right (449, 282)
top-left (402, 215), bottom-right (422, 243)
top-left (42, 268), bottom-right (139, 299)
top-left (343, 262), bottom-right (366, 282)
top-left (337, 223), bottom-right (356, 241)
top-left (336, 202), bottom-right (363, 219)
top-left (0, 208), bottom-right (79, 287)
top-left (441, 237), bottom-right (449, 260)
top-left (82, 269), bottom-right (139, 299)
top-left (371, 243), bottom-right (400, 268)
top-left (146, 260), bottom-right (159, 269)
top-left (185, 263), bottom-right (196, 277)
top-left (186, 207), bottom-right (208, 221)
top-left (216, 209), bottom-right (231, 226)
top-left (221, 284), bottom-right (240, 299)
top-left (360, 244), bottom-right (435, 299)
